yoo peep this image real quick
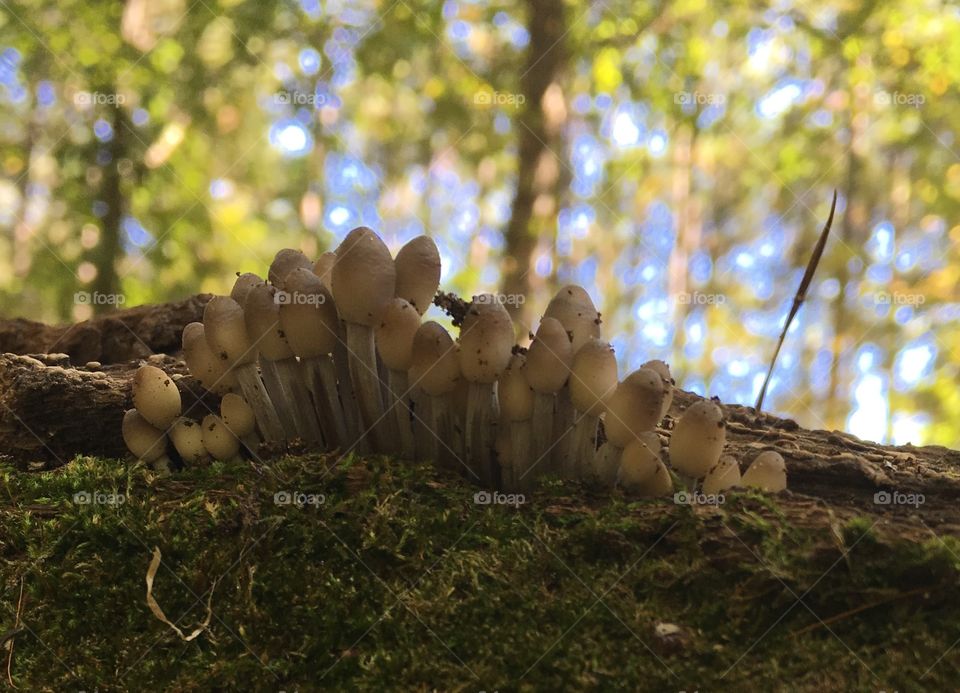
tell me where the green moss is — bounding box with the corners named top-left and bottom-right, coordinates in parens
top-left (1, 455), bottom-right (957, 691)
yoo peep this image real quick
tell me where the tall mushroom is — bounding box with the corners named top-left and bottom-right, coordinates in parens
top-left (458, 296), bottom-right (514, 487)
top-left (668, 399), bottom-right (726, 485)
top-left (394, 235), bottom-right (441, 315)
top-left (408, 321), bottom-right (463, 472)
top-left (568, 338), bottom-right (618, 479)
top-left (279, 267), bottom-right (351, 450)
top-left (202, 296), bottom-right (285, 442)
top-left (375, 297), bottom-right (421, 458)
top-left (269, 248), bottom-right (312, 289)
top-left (593, 367), bottom-right (663, 486)
top-left (640, 359), bottom-right (674, 420)
top-left (523, 317), bottom-right (572, 481)
top-left (498, 353), bottom-right (534, 492)
top-left (332, 227), bottom-right (396, 451)
top-left (244, 282), bottom-right (323, 445)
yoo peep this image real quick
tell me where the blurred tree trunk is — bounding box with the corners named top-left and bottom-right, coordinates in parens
top-left (90, 93), bottom-right (126, 314)
top-left (500, 0), bottom-right (568, 330)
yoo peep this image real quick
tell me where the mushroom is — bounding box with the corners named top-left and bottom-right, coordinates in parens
top-left (741, 451), bottom-right (787, 492)
top-left (702, 454), bottom-right (741, 495)
top-left (593, 368), bottom-right (663, 486)
top-left (220, 392), bottom-right (260, 452)
top-left (279, 267), bottom-right (352, 450)
top-left (181, 322), bottom-right (237, 395)
top-left (230, 272), bottom-right (263, 305)
top-left (568, 338), bottom-right (618, 479)
top-left (122, 409), bottom-right (167, 463)
top-left (312, 251), bottom-right (336, 292)
top-left (375, 297), bottom-right (421, 458)
top-left (244, 282), bottom-right (324, 445)
top-left (640, 359), bottom-right (674, 420)
top-left (543, 285), bottom-right (601, 353)
top-left (458, 296), bottom-right (514, 487)
top-left (201, 414), bottom-right (241, 462)
top-left (408, 321), bottom-right (464, 473)
top-left (616, 431), bottom-right (662, 492)
top-left (631, 458), bottom-right (674, 497)
top-left (169, 417), bottom-right (208, 465)
top-left (268, 248), bottom-right (312, 290)
top-left (524, 317), bottom-right (573, 479)
top-left (498, 353), bottom-right (534, 492)
top-left (394, 235), bottom-right (441, 315)
top-left (132, 365), bottom-right (182, 430)
top-left (332, 227), bottom-right (396, 451)
top-left (202, 296), bottom-right (285, 442)
top-left (668, 399), bottom-right (726, 482)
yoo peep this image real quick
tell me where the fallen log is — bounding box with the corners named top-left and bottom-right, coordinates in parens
top-left (0, 293), bottom-right (212, 365)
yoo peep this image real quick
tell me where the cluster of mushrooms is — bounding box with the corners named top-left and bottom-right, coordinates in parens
top-left (121, 226), bottom-right (787, 498)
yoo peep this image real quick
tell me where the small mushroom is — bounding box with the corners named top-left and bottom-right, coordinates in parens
top-left (632, 459), bottom-right (675, 498)
top-left (702, 455), bottom-right (741, 495)
top-left (375, 297), bottom-right (421, 458)
top-left (230, 272), bottom-right (263, 305)
top-left (182, 322), bottom-right (237, 395)
top-left (122, 409), bottom-right (167, 462)
top-left (312, 251), bottom-right (336, 293)
top-left (524, 317), bottom-right (573, 477)
top-left (202, 414), bottom-right (241, 461)
top-left (408, 321), bottom-right (463, 471)
top-left (639, 359), bottom-right (674, 421)
top-left (394, 235), bottom-right (441, 315)
top-left (543, 285), bottom-right (601, 353)
top-left (604, 367), bottom-right (664, 447)
top-left (498, 353), bottom-right (534, 492)
top-left (617, 432), bottom-right (662, 492)
top-left (668, 400), bottom-right (726, 479)
top-left (220, 393), bottom-right (259, 451)
top-left (741, 451), bottom-right (787, 492)
top-left (169, 418), bottom-right (208, 464)
top-left (132, 364), bottom-right (182, 430)
top-left (269, 248), bottom-right (312, 290)
top-left (568, 338), bottom-right (618, 478)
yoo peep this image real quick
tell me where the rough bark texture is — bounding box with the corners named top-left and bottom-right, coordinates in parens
top-left (0, 293), bottom-right (211, 365)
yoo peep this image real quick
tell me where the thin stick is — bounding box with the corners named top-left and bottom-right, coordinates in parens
top-left (333, 322), bottom-right (363, 449)
top-left (755, 190), bottom-right (837, 413)
top-left (571, 414), bottom-right (598, 480)
top-left (345, 322), bottom-right (386, 452)
top-left (386, 369), bottom-right (416, 459)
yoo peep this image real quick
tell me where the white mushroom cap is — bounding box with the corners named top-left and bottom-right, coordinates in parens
top-left (668, 399), bottom-right (726, 478)
top-left (569, 338), bottom-right (617, 416)
top-left (375, 297), bottom-right (421, 371)
top-left (525, 317), bottom-right (572, 394)
top-left (169, 418), bottom-right (207, 464)
top-left (702, 454), bottom-right (741, 495)
top-left (394, 235), bottom-right (441, 315)
top-left (499, 353), bottom-right (534, 422)
top-left (408, 321), bottom-right (460, 397)
top-left (202, 414), bottom-right (240, 461)
top-left (604, 368), bottom-right (664, 447)
top-left (312, 251), bottom-right (336, 293)
top-left (543, 285), bottom-right (601, 353)
top-left (132, 365), bottom-right (181, 430)
top-left (230, 272), bottom-right (263, 306)
top-left (203, 296), bottom-right (256, 366)
top-left (122, 409), bottom-right (167, 462)
top-left (220, 393), bottom-right (256, 438)
top-left (269, 248), bottom-right (312, 290)
top-left (640, 359), bottom-right (674, 420)
top-left (741, 451), bottom-right (787, 492)
top-left (243, 283), bottom-right (293, 362)
top-left (332, 227), bottom-right (396, 326)
top-left (632, 459), bottom-right (674, 497)
top-left (182, 322), bottom-right (237, 394)
top-left (458, 297), bottom-right (515, 383)
top-left (279, 267), bottom-right (339, 358)
top-left (619, 431), bottom-right (662, 492)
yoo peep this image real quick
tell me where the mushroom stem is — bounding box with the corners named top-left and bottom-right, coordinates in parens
top-left (333, 324), bottom-right (365, 452)
top-left (275, 358), bottom-right (326, 445)
top-left (571, 413), bottom-right (600, 479)
top-left (465, 382), bottom-right (496, 487)
top-left (437, 392), bottom-right (467, 474)
top-left (259, 359), bottom-right (302, 442)
top-left (385, 369), bottom-right (416, 459)
top-left (552, 386), bottom-right (576, 474)
top-left (592, 442), bottom-right (622, 488)
top-left (345, 321), bottom-right (386, 452)
top-left (419, 394), bottom-right (440, 463)
top-left (530, 392), bottom-right (555, 479)
top-left (304, 355), bottom-right (349, 450)
top-left (233, 364), bottom-right (285, 443)
top-left (509, 421), bottom-right (533, 493)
